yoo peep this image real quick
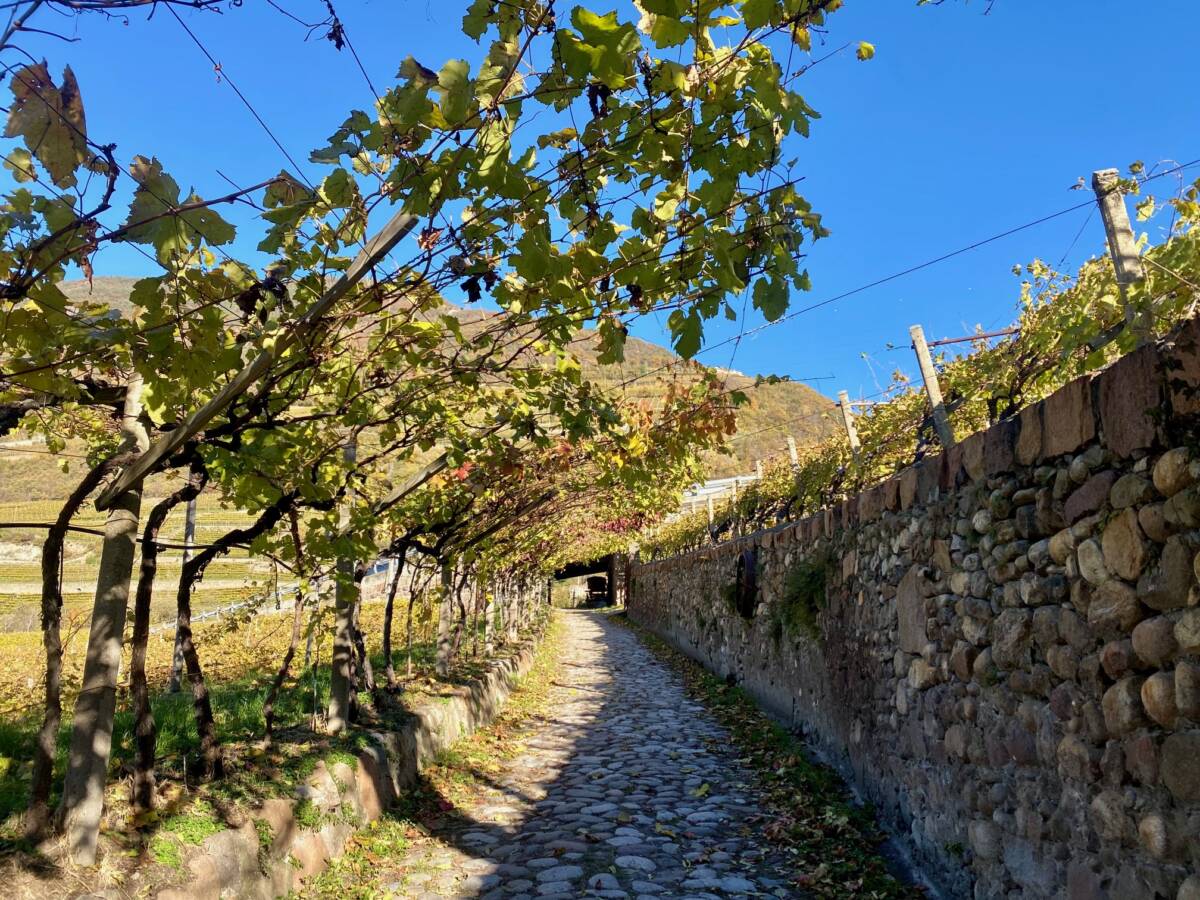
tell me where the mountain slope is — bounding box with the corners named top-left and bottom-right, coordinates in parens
top-left (565, 326), bottom-right (834, 477)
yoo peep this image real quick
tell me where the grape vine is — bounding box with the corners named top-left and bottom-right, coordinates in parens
top-left (640, 168), bottom-right (1200, 559)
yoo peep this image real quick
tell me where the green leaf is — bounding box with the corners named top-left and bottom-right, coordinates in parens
top-left (596, 317), bottom-right (627, 364)
top-left (741, 0), bottom-right (773, 28)
top-left (537, 127), bottom-right (577, 150)
top-left (309, 141), bottom-right (356, 164)
top-left (672, 309), bottom-right (702, 359)
top-left (476, 120), bottom-right (511, 188)
top-left (647, 13), bottom-right (689, 49)
top-left (640, 0), bottom-right (688, 16)
top-left (118, 156), bottom-right (234, 262)
top-left (462, 0), bottom-right (492, 40)
top-left (263, 171), bottom-right (313, 208)
top-left (557, 9), bottom-right (641, 89)
top-left (179, 196), bottom-right (236, 248)
top-left (752, 276), bottom-right (788, 322)
top-left (436, 60), bottom-right (474, 128)
top-left (398, 56), bottom-right (438, 83)
top-left (321, 168), bottom-right (357, 208)
top-left (654, 180), bottom-right (686, 220)
top-left (118, 155), bottom-right (182, 256)
top-left (3, 147), bottom-right (36, 183)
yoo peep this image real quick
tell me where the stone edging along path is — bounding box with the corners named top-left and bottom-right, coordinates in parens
top-left (155, 633), bottom-right (542, 900)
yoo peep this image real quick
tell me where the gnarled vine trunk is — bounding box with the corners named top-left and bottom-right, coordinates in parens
top-left (177, 492), bottom-right (295, 779)
top-left (130, 473), bottom-right (205, 812)
top-left (168, 490), bottom-right (198, 693)
top-left (435, 562), bottom-right (454, 677)
top-left (448, 565), bottom-right (471, 662)
top-left (174, 562), bottom-right (222, 780)
top-left (264, 596), bottom-right (305, 742)
top-left (351, 577), bottom-right (378, 707)
top-left (264, 510), bottom-right (307, 742)
top-left (406, 563), bottom-right (434, 679)
top-left (380, 553), bottom-right (404, 690)
top-left (328, 438), bottom-right (358, 733)
top-left (471, 580), bottom-right (481, 658)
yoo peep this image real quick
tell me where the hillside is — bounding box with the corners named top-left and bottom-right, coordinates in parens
top-left (59, 276), bottom-right (141, 310)
top-left (55, 277), bottom-right (836, 478)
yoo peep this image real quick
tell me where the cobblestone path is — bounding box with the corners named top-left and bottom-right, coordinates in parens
top-left (379, 611), bottom-right (796, 898)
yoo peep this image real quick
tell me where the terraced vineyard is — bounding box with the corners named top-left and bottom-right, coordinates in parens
top-left (0, 494), bottom-right (298, 633)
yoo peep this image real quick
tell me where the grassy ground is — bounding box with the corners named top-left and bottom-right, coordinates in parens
top-left (610, 611), bottom-right (925, 899)
top-left (0, 599), bottom-right (508, 841)
top-left (0, 611), bottom-right (547, 898)
top-left (292, 613), bottom-right (565, 899)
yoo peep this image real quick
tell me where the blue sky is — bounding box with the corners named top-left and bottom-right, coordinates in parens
top-left (16, 0), bottom-right (1200, 398)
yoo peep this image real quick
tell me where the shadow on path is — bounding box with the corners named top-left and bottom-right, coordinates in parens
top-left (374, 610), bottom-right (798, 899)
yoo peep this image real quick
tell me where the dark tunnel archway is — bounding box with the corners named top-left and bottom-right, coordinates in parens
top-left (553, 554), bottom-right (618, 606)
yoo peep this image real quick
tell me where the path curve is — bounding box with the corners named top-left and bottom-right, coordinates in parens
top-left (380, 610), bottom-right (797, 899)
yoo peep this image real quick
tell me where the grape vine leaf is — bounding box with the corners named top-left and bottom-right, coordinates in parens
top-left (119, 155), bottom-right (235, 262)
top-left (752, 275), bottom-right (787, 322)
top-left (462, 0), bottom-right (492, 40)
top-left (672, 309), bottom-right (702, 359)
top-left (436, 60), bottom-right (474, 128)
top-left (556, 8), bottom-right (640, 90)
top-left (741, 0), bottom-right (773, 29)
top-left (4, 63), bottom-right (87, 187)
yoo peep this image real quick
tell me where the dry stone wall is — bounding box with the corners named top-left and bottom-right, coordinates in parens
top-left (628, 320), bottom-right (1200, 900)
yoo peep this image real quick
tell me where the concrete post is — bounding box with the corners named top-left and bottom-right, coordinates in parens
top-left (910, 324), bottom-right (955, 447)
top-left (837, 390), bottom-right (862, 462)
top-left (1093, 168), bottom-right (1150, 340)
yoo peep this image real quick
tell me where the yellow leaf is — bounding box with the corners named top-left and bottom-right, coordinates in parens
top-left (856, 40), bottom-right (875, 61)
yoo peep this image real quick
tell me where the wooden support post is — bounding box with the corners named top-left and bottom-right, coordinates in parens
top-left (706, 495), bottom-right (714, 525)
top-left (483, 582), bottom-right (494, 656)
top-left (1092, 168), bottom-right (1150, 339)
top-left (755, 459), bottom-right (763, 479)
top-left (505, 581), bottom-right (518, 642)
top-left (327, 438), bottom-right (358, 733)
top-left (786, 435), bottom-right (798, 466)
top-left (837, 390), bottom-right (862, 461)
top-left (436, 562), bottom-right (454, 677)
top-left (909, 324), bottom-right (955, 447)
top-left (493, 581), bottom-right (504, 642)
top-left (60, 373), bottom-right (149, 864)
top-left (471, 579), bottom-right (481, 658)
